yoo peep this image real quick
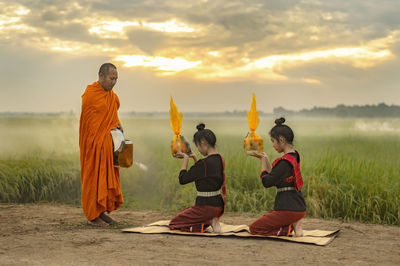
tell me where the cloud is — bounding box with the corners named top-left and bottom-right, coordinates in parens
top-left (1, 0), bottom-right (400, 112)
top-left (114, 54), bottom-right (201, 75)
top-left (113, 31), bottom-right (396, 81)
top-left (1, 0), bottom-right (398, 82)
top-left (88, 18), bottom-right (196, 40)
top-left (301, 78), bottom-right (322, 85)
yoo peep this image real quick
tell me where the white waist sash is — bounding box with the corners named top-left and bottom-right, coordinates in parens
top-left (277, 187), bottom-right (296, 193)
top-left (197, 190), bottom-right (221, 197)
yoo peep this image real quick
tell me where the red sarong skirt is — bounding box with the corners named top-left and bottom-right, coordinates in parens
top-left (169, 205), bottom-right (223, 233)
top-left (249, 210), bottom-right (306, 236)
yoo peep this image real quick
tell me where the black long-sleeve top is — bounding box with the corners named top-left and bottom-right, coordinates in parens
top-left (261, 151), bottom-right (306, 212)
top-left (178, 154), bottom-right (224, 207)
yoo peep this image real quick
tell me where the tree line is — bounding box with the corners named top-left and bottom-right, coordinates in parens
top-left (1, 103), bottom-right (399, 118)
top-left (273, 103), bottom-right (400, 118)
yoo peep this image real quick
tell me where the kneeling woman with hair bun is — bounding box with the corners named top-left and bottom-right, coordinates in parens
top-left (248, 117), bottom-right (306, 237)
top-left (169, 123), bottom-right (226, 233)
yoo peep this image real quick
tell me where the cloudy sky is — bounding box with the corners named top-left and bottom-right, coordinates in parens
top-left (0, 0), bottom-right (399, 113)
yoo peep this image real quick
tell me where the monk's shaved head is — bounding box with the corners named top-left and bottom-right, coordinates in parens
top-left (98, 63), bottom-right (118, 91)
top-left (99, 63), bottom-right (117, 76)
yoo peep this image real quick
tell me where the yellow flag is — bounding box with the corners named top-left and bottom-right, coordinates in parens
top-left (244, 93), bottom-right (263, 153)
top-left (169, 96), bottom-right (182, 135)
top-left (247, 93), bottom-right (259, 132)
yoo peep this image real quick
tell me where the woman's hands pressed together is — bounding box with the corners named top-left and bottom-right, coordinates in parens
top-left (176, 150), bottom-right (198, 170)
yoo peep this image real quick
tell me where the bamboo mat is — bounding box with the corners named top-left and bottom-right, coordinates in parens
top-left (122, 220), bottom-right (339, 246)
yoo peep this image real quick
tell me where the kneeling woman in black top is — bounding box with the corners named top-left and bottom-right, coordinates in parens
top-left (248, 118), bottom-right (306, 237)
top-left (169, 123), bottom-right (226, 233)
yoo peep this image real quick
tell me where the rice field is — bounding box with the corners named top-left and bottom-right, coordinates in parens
top-left (0, 115), bottom-right (399, 225)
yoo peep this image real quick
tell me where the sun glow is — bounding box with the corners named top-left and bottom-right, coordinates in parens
top-left (15, 6), bottom-right (30, 15)
top-left (301, 78), bottom-right (322, 85)
top-left (112, 35), bottom-right (394, 81)
top-left (0, 4), bottom-right (34, 35)
top-left (114, 55), bottom-right (201, 74)
top-left (144, 19), bottom-right (195, 33)
top-left (0, 16), bottom-right (19, 28)
top-left (89, 21), bottom-right (140, 39)
top-left (88, 19), bottom-right (196, 39)
top-left (31, 37), bottom-right (118, 54)
top-left (247, 46), bottom-right (391, 70)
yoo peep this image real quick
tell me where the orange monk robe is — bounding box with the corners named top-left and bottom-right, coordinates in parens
top-left (79, 81), bottom-right (123, 221)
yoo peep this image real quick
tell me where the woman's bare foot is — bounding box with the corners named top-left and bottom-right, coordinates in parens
top-left (211, 217), bottom-right (221, 233)
top-left (294, 218), bottom-right (303, 237)
top-left (99, 212), bottom-right (117, 224)
top-left (89, 217), bottom-right (109, 227)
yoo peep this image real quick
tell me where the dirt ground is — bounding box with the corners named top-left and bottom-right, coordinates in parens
top-left (0, 204), bottom-right (399, 265)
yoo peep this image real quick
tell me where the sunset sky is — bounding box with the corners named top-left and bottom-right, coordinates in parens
top-left (0, 0), bottom-right (399, 113)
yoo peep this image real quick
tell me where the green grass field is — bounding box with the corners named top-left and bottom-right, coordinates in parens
top-left (0, 116), bottom-right (399, 225)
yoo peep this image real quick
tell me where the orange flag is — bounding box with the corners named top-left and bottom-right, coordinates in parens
top-left (79, 81), bottom-right (123, 221)
top-left (170, 96), bottom-right (183, 135)
top-left (169, 96), bottom-right (190, 156)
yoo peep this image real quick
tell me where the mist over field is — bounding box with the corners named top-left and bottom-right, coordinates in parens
top-left (0, 116), bottom-right (399, 225)
top-left (2, 115), bottom-right (400, 157)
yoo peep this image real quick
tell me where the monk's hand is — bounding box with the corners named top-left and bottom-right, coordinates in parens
top-left (117, 124), bottom-right (124, 133)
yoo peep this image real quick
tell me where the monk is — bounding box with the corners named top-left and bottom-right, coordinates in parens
top-left (79, 63), bottom-right (123, 226)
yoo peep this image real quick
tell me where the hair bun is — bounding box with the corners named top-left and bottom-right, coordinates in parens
top-left (196, 123), bottom-right (205, 131)
top-left (275, 117), bottom-right (285, 126)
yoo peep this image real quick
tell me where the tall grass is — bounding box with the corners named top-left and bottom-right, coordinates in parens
top-left (0, 116), bottom-right (399, 225)
top-left (0, 153), bottom-right (81, 204)
top-left (300, 136), bottom-right (400, 224)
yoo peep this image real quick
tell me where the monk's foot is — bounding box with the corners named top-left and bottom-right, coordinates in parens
top-left (100, 212), bottom-right (117, 224)
top-left (294, 218), bottom-right (303, 237)
top-left (211, 217), bottom-right (221, 233)
top-left (89, 217), bottom-right (109, 227)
